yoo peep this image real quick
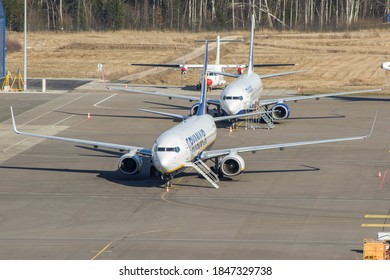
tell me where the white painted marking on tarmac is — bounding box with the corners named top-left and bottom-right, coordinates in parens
top-left (7, 93), bottom-right (90, 131)
top-left (51, 115), bottom-right (74, 129)
top-left (3, 139), bottom-right (28, 154)
top-left (93, 93), bottom-right (117, 108)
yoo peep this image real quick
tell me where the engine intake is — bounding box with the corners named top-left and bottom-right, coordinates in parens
top-left (118, 153), bottom-right (143, 175)
top-left (271, 103), bottom-right (290, 120)
top-left (220, 154), bottom-right (245, 177)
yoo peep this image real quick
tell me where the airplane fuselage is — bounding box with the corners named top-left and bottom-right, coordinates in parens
top-left (199, 65), bottom-right (227, 88)
top-left (220, 73), bottom-right (263, 115)
top-left (151, 114), bottom-right (217, 174)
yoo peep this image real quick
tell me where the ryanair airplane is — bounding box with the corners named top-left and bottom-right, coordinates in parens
top-left (129, 35), bottom-right (294, 90)
top-left (115, 14), bottom-right (382, 121)
top-left (11, 42), bottom-right (376, 189)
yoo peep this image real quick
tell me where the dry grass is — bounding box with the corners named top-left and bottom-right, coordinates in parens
top-left (5, 28), bottom-right (390, 92)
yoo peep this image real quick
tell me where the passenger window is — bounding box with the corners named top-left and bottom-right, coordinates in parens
top-left (157, 147), bottom-right (165, 152)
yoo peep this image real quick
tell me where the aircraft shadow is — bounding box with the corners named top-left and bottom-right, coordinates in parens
top-left (0, 164), bottom-right (320, 189)
top-left (54, 110), bottom-right (171, 121)
top-left (244, 165), bottom-right (320, 174)
top-left (110, 83), bottom-right (198, 91)
top-left (288, 113), bottom-right (345, 120)
top-left (0, 165), bottom-right (166, 189)
top-left (143, 101), bottom-right (191, 110)
top-left (331, 96), bottom-right (390, 102)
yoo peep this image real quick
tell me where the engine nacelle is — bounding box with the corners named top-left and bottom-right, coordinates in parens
top-left (220, 154), bottom-right (245, 177)
top-left (118, 153), bottom-right (143, 175)
top-left (271, 103), bottom-right (290, 120)
top-left (190, 103), bottom-right (200, 116)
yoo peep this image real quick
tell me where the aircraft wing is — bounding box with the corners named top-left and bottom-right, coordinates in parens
top-left (129, 63), bottom-right (211, 69)
top-left (139, 108), bottom-right (268, 122)
top-left (259, 88), bottom-right (383, 107)
top-left (110, 87), bottom-right (200, 102)
top-left (10, 107), bottom-right (151, 156)
top-left (213, 110), bottom-right (270, 122)
top-left (110, 87), bottom-right (221, 107)
top-left (138, 108), bottom-right (187, 120)
top-left (201, 112), bottom-right (377, 161)
top-left (258, 70), bottom-right (305, 79)
top-left (129, 63), bottom-right (182, 68)
top-left (254, 63), bottom-right (297, 67)
top-left (130, 63), bottom-right (296, 70)
top-left (209, 69), bottom-right (304, 79)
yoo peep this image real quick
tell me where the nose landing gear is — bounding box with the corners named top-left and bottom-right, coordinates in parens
top-left (162, 174), bottom-right (174, 189)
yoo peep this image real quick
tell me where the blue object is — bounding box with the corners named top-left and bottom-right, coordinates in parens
top-left (0, 0), bottom-right (5, 78)
top-left (387, 13), bottom-right (390, 23)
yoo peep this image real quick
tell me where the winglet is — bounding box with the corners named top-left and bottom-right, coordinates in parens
top-left (366, 110), bottom-right (378, 138)
top-left (247, 14), bottom-right (255, 75)
top-left (10, 106), bottom-right (20, 134)
top-left (196, 42), bottom-right (209, 116)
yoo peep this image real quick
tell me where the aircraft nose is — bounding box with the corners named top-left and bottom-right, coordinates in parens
top-left (223, 100), bottom-right (241, 115)
top-left (153, 154), bottom-right (173, 174)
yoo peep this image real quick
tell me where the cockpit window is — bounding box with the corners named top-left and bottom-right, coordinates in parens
top-left (157, 147), bottom-right (180, 153)
top-left (224, 96), bottom-right (243, 100)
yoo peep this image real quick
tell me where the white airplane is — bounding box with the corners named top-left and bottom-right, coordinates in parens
top-left (11, 42), bottom-right (377, 189)
top-left (117, 14), bottom-right (382, 121)
top-left (130, 35), bottom-right (296, 89)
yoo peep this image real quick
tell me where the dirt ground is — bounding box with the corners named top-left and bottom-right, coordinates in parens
top-left (5, 27), bottom-right (390, 93)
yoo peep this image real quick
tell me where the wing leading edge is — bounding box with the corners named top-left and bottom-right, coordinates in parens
top-left (10, 107), bottom-right (151, 156)
top-left (201, 111), bottom-right (377, 161)
top-left (260, 88), bottom-right (384, 107)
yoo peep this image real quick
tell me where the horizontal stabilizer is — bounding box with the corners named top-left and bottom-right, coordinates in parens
top-left (259, 70), bottom-right (305, 79)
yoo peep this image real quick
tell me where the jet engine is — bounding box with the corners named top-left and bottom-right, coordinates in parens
top-left (118, 153), bottom-right (143, 175)
top-left (220, 154), bottom-right (245, 177)
top-left (271, 103), bottom-right (291, 120)
top-left (190, 103), bottom-right (200, 115)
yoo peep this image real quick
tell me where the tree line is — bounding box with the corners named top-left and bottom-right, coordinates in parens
top-left (2, 0), bottom-right (390, 32)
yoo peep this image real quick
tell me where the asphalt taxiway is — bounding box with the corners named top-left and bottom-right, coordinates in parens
top-left (0, 83), bottom-right (389, 259)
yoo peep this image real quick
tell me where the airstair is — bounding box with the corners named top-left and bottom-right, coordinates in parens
top-left (244, 102), bottom-right (274, 129)
top-left (186, 160), bottom-right (220, 189)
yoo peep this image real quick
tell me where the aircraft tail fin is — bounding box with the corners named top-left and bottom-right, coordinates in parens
top-left (196, 42), bottom-right (209, 116)
top-left (247, 14), bottom-right (255, 75)
top-left (195, 36), bottom-right (242, 66)
top-left (216, 36), bottom-right (220, 65)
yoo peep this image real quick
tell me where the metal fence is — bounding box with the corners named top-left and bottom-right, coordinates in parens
top-left (0, 0), bottom-right (5, 78)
